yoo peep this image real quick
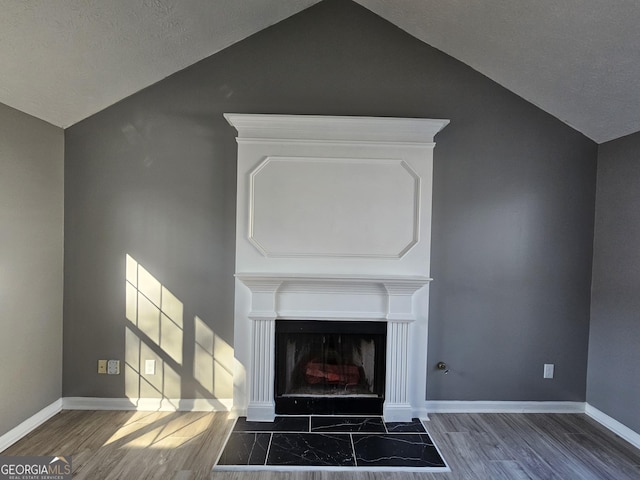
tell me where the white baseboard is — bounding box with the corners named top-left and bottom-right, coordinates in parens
top-left (0, 399), bottom-right (63, 453)
top-left (62, 397), bottom-right (233, 412)
top-left (425, 400), bottom-right (586, 414)
top-left (5, 398), bottom-right (638, 456)
top-left (412, 405), bottom-right (430, 421)
top-left (585, 403), bottom-right (640, 450)
top-left (426, 401), bottom-right (640, 450)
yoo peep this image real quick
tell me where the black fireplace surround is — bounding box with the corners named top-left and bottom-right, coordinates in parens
top-left (275, 320), bottom-right (386, 415)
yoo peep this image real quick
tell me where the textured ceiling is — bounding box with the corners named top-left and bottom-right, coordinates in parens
top-left (355, 0), bottom-right (640, 143)
top-left (1, 0), bottom-right (639, 142)
top-left (0, 0), bottom-right (320, 129)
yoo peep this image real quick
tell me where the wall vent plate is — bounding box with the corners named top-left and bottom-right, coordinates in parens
top-left (107, 360), bottom-right (120, 375)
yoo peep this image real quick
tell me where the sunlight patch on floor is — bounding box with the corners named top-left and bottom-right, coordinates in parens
top-left (104, 412), bottom-right (212, 449)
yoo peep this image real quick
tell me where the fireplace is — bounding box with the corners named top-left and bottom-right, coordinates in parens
top-left (226, 114), bottom-right (448, 422)
top-left (275, 320), bottom-right (386, 415)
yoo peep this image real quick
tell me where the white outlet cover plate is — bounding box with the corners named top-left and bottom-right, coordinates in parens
top-left (544, 363), bottom-right (554, 379)
top-left (107, 360), bottom-right (120, 375)
top-left (145, 359), bottom-right (156, 375)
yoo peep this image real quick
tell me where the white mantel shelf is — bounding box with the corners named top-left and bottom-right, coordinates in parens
top-left (235, 272), bottom-right (431, 322)
top-left (236, 273), bottom-right (432, 288)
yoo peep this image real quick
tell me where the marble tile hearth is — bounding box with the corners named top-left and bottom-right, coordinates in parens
top-left (214, 416), bottom-right (449, 472)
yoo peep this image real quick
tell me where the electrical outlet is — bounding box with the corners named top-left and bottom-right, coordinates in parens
top-left (543, 363), bottom-right (554, 379)
top-left (145, 359), bottom-right (156, 375)
top-left (97, 360), bottom-right (107, 374)
top-left (107, 360), bottom-right (120, 375)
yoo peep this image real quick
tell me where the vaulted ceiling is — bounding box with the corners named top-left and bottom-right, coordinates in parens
top-left (1, 0), bottom-right (638, 143)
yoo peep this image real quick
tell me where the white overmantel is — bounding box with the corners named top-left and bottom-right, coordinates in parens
top-left (227, 114), bottom-right (448, 422)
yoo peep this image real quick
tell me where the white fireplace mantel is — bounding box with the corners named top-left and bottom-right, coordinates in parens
top-left (236, 273), bottom-right (431, 422)
top-left (227, 113), bottom-right (448, 422)
top-left (236, 272), bottom-right (431, 322)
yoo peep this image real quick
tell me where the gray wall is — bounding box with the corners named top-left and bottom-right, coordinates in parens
top-left (63, 0), bottom-right (597, 402)
top-left (588, 132), bottom-right (640, 432)
top-left (0, 103), bottom-right (64, 436)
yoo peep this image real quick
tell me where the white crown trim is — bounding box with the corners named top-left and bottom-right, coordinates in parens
top-left (225, 114), bottom-right (449, 143)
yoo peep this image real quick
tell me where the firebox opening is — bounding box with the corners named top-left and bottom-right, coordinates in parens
top-left (275, 320), bottom-right (386, 415)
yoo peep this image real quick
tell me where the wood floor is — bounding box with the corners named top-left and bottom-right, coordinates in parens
top-left (2, 410), bottom-right (639, 479)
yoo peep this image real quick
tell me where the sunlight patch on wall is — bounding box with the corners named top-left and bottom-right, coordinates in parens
top-left (160, 287), bottom-right (183, 364)
top-left (124, 254), bottom-right (234, 405)
top-left (125, 254), bottom-right (183, 404)
top-left (195, 316), bottom-right (233, 398)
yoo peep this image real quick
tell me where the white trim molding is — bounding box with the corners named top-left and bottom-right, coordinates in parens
top-left (5, 397), bottom-right (640, 456)
top-left (585, 403), bottom-right (640, 450)
top-left (0, 399), bottom-right (62, 452)
top-left (423, 401), bottom-right (639, 449)
top-left (425, 401), bottom-right (586, 414)
top-left (223, 113), bottom-right (449, 144)
top-left (247, 156), bottom-right (422, 259)
top-left (62, 397), bottom-right (233, 412)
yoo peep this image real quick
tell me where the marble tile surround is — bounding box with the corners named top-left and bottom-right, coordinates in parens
top-left (214, 416), bottom-right (449, 471)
